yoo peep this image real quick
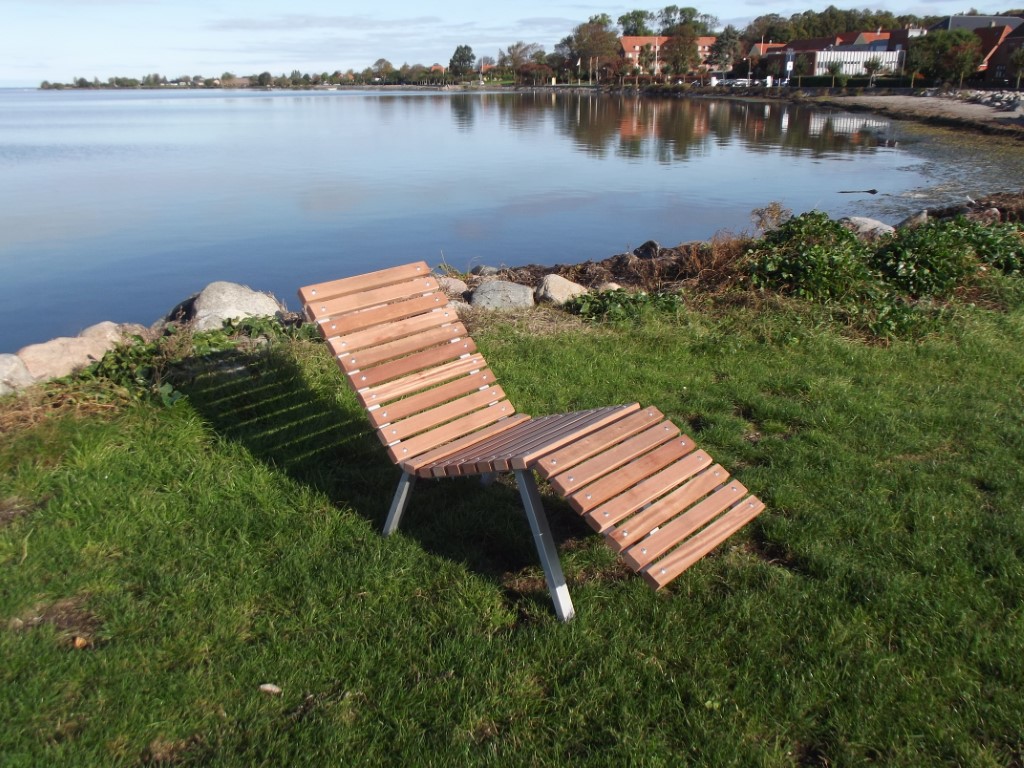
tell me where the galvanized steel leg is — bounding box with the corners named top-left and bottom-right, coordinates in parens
top-left (383, 472), bottom-right (416, 536)
top-left (515, 469), bottom-right (575, 622)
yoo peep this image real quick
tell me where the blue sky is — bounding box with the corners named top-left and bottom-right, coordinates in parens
top-left (0, 0), bottom-right (991, 87)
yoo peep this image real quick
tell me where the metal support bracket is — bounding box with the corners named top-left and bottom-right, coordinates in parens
top-left (383, 471), bottom-right (416, 536)
top-left (515, 469), bottom-right (576, 622)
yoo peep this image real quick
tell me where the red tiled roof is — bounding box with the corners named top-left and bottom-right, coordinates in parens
top-left (750, 42), bottom-right (786, 57)
top-left (620, 35), bottom-right (671, 52)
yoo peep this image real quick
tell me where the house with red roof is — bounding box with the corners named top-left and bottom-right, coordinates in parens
top-left (620, 34), bottom-right (717, 76)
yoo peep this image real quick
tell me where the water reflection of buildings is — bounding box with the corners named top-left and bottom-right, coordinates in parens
top-left (805, 113), bottom-right (890, 138)
top-left (453, 93), bottom-right (898, 159)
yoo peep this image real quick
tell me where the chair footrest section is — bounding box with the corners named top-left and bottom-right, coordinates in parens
top-left (532, 408), bottom-right (765, 590)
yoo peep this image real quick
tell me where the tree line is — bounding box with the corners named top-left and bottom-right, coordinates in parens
top-left (39, 4), bottom-right (1024, 91)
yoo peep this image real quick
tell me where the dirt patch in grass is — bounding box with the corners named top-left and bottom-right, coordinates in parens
top-left (7, 596), bottom-right (103, 649)
top-left (0, 497), bottom-right (36, 529)
top-left (743, 537), bottom-right (814, 578)
top-left (459, 303), bottom-right (584, 337)
top-left (139, 734), bottom-right (208, 765)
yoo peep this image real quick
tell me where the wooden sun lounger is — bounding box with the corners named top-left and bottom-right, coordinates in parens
top-left (299, 262), bottom-right (765, 621)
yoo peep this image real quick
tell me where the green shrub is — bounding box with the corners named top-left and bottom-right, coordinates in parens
top-left (870, 221), bottom-right (978, 298)
top-left (564, 289), bottom-right (683, 323)
top-left (949, 219), bottom-right (1024, 277)
top-left (746, 211), bottom-right (873, 301)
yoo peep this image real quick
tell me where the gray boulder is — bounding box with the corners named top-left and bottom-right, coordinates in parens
top-left (0, 354), bottom-right (34, 396)
top-left (838, 216), bottom-right (895, 241)
top-left (633, 240), bottom-right (661, 259)
top-left (436, 275), bottom-right (469, 299)
top-left (78, 321), bottom-right (126, 345)
top-left (470, 264), bottom-right (501, 277)
top-left (17, 332), bottom-right (121, 382)
top-left (898, 210), bottom-right (929, 229)
top-left (168, 282), bottom-right (285, 332)
top-left (964, 207), bottom-right (1002, 226)
top-left (535, 274), bottom-right (588, 306)
top-left (470, 280), bottom-right (535, 311)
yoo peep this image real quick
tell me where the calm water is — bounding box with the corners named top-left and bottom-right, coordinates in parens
top-left (2, 88), bottom-right (1022, 351)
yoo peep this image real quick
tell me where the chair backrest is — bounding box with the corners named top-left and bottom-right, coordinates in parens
top-left (298, 262), bottom-right (518, 466)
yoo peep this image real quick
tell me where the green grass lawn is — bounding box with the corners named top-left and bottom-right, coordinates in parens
top-left (2, 303), bottom-right (1023, 766)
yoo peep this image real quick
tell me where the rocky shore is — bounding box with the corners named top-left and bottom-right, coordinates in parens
top-left (814, 89), bottom-right (1024, 140)
top-left (2, 189), bottom-right (1021, 399)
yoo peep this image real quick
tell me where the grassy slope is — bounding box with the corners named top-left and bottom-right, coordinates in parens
top-left (1, 304), bottom-right (1023, 766)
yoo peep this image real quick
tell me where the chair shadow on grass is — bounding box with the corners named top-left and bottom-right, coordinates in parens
top-left (177, 344), bottom-right (598, 614)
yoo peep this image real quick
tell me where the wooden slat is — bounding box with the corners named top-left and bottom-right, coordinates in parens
top-left (367, 369), bottom-right (497, 427)
top-left (332, 323), bottom-right (467, 373)
top-left (565, 438), bottom-right (694, 515)
top-left (376, 386), bottom-right (505, 445)
top-left (534, 407), bottom-right (667, 481)
top-left (603, 456), bottom-right (718, 545)
top-left (509, 404), bottom-right (641, 470)
top-left (298, 262), bottom-right (431, 305)
top-left (583, 447), bottom-right (714, 534)
top-left (419, 414), bottom-right (578, 477)
top-left (434, 405), bottom-right (639, 477)
top-left (316, 293), bottom-right (446, 337)
top-left (347, 339), bottom-right (476, 390)
top-left (642, 497), bottom-right (766, 590)
top-left (548, 422), bottom-right (681, 496)
top-left (386, 400), bottom-right (515, 463)
top-left (357, 355), bottom-right (487, 408)
top-left (400, 415), bottom-right (531, 475)
top-left (312, 276), bottom-right (439, 319)
top-left (621, 481), bottom-right (749, 571)
top-left (326, 308), bottom-right (458, 355)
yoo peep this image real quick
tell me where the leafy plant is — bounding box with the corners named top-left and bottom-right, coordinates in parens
top-left (564, 289), bottom-right (684, 323)
top-left (869, 220), bottom-right (977, 298)
top-left (80, 317), bottom-right (315, 405)
top-left (746, 211), bottom-right (873, 302)
top-left (948, 219), bottom-right (1024, 277)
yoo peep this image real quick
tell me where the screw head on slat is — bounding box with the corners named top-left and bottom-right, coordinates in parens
top-left (330, 324), bottom-right (337, 331)
top-left (320, 306), bottom-right (326, 312)
top-left (311, 289), bottom-right (317, 295)
top-left (641, 547), bottom-right (647, 554)
top-left (660, 568), bottom-right (667, 575)
top-left (568, 476), bottom-right (574, 483)
top-left (360, 376), bottom-right (366, 381)
top-left (586, 494), bottom-right (592, 500)
top-left (603, 511), bottom-right (609, 517)
top-left (622, 531), bottom-right (629, 537)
